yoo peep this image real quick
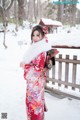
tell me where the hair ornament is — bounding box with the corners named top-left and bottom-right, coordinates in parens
top-left (42, 26), bottom-right (48, 34)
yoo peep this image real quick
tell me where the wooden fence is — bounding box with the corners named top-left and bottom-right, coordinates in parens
top-left (45, 52), bottom-right (80, 100)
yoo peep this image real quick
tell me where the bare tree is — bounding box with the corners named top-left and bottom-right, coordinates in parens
top-left (27, 0), bottom-right (42, 22)
top-left (76, 9), bottom-right (80, 24)
top-left (0, 0), bottom-right (13, 48)
top-left (57, 0), bottom-right (64, 22)
top-left (71, 0), bottom-right (77, 26)
top-left (27, 0), bottom-right (35, 22)
top-left (42, 2), bottom-right (57, 20)
top-left (17, 0), bottom-right (27, 25)
top-left (0, 0), bottom-right (13, 26)
top-left (14, 0), bottom-right (18, 31)
top-left (37, 0), bottom-right (41, 21)
top-left (57, 0), bottom-right (78, 25)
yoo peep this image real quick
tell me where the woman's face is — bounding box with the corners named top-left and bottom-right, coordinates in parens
top-left (32, 30), bottom-right (43, 43)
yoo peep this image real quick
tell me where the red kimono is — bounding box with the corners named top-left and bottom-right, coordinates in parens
top-left (24, 52), bottom-right (47, 120)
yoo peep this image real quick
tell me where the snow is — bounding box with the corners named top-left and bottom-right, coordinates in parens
top-left (0, 23), bottom-right (80, 120)
top-left (47, 26), bottom-right (80, 47)
top-left (40, 18), bottom-right (62, 26)
top-left (45, 93), bottom-right (80, 120)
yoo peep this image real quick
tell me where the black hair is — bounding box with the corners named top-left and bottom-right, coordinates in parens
top-left (31, 25), bottom-right (45, 43)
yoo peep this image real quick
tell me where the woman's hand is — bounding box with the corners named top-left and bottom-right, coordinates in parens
top-left (20, 62), bottom-right (25, 69)
top-left (40, 68), bottom-right (48, 77)
top-left (51, 49), bottom-right (59, 57)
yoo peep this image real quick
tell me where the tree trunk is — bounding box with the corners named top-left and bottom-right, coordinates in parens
top-left (37, 0), bottom-right (41, 22)
top-left (3, 8), bottom-right (7, 48)
top-left (17, 0), bottom-right (27, 25)
top-left (0, 0), bottom-right (14, 48)
top-left (57, 0), bottom-right (64, 23)
top-left (72, 4), bottom-right (77, 26)
top-left (14, 0), bottom-right (18, 31)
top-left (27, 0), bottom-right (35, 22)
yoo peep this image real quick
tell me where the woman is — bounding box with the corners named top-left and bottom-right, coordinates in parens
top-left (20, 25), bottom-right (59, 120)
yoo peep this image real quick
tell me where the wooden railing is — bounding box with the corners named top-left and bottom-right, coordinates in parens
top-left (46, 53), bottom-right (80, 100)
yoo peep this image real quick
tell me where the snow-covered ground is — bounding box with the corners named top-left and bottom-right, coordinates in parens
top-left (0, 23), bottom-right (80, 120)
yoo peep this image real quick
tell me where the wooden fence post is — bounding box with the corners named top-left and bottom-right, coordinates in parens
top-left (72, 55), bottom-right (77, 90)
top-left (58, 54), bottom-right (62, 86)
top-left (65, 55), bottom-right (69, 88)
top-left (52, 65), bottom-right (55, 84)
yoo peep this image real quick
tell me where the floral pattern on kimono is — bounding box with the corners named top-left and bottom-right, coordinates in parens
top-left (24, 52), bottom-right (47, 120)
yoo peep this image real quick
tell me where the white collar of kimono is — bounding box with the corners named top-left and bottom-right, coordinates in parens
top-left (23, 38), bottom-right (52, 64)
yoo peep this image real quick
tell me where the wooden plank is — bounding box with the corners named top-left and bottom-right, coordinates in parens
top-left (65, 55), bottom-right (69, 88)
top-left (46, 70), bottom-right (49, 83)
top-left (52, 65), bottom-right (55, 84)
top-left (47, 78), bottom-right (80, 89)
top-left (52, 45), bottom-right (80, 49)
top-left (58, 54), bottom-right (62, 86)
top-left (55, 58), bottom-right (80, 64)
top-left (47, 70), bottom-right (49, 76)
top-left (72, 56), bottom-right (77, 90)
